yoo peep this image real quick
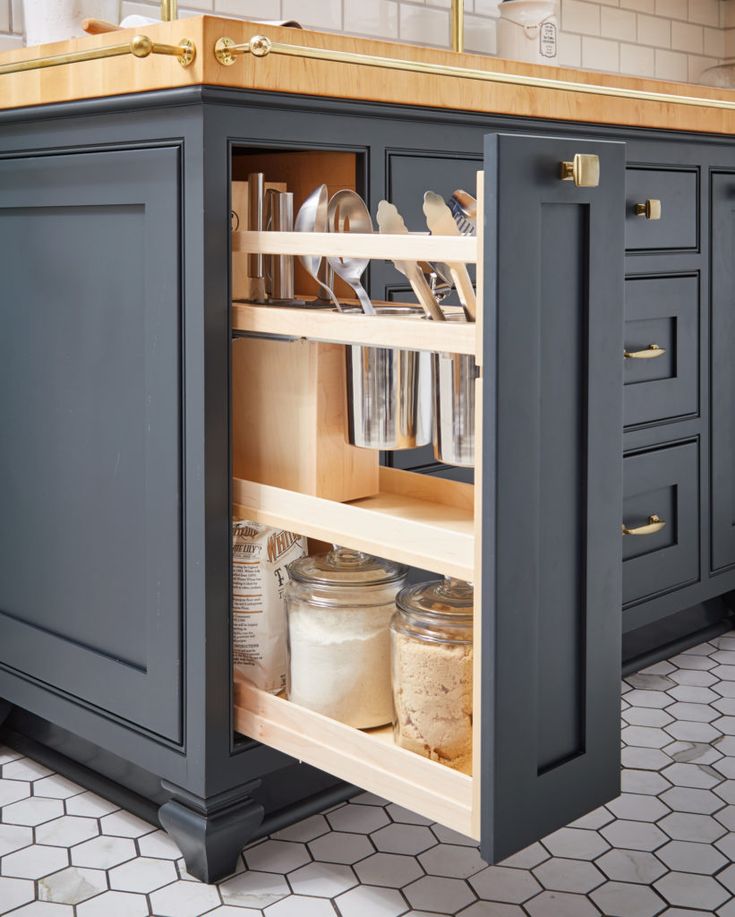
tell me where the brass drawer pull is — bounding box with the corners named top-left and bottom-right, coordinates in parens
top-left (560, 154), bottom-right (600, 188)
top-left (624, 343), bottom-right (666, 360)
top-left (633, 199), bottom-right (662, 220)
top-left (622, 514), bottom-right (666, 536)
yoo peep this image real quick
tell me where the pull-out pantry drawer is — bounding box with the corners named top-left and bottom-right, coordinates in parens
top-left (624, 274), bottom-right (699, 427)
top-left (623, 441), bottom-right (699, 606)
top-left (625, 166), bottom-right (698, 252)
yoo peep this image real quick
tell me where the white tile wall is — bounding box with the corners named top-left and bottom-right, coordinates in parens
top-left (2, 0), bottom-right (733, 83)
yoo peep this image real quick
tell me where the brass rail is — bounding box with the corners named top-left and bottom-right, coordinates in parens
top-left (451, 0), bottom-right (464, 54)
top-left (0, 34), bottom-right (195, 76)
top-left (214, 33), bottom-right (735, 113)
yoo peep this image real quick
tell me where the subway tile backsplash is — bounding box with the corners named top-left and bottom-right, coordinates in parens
top-left (3, 0), bottom-right (733, 84)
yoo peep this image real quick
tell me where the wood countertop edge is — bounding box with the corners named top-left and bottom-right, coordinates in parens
top-left (0, 15), bottom-right (734, 136)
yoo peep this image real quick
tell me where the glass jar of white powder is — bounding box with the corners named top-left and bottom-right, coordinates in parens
top-left (391, 577), bottom-right (474, 774)
top-left (285, 546), bottom-right (408, 728)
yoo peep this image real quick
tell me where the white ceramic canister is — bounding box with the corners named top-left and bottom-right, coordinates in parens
top-left (22, 0), bottom-right (119, 46)
top-left (497, 0), bottom-right (559, 65)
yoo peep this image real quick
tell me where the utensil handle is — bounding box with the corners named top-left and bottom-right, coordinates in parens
top-left (407, 267), bottom-right (445, 321)
top-left (82, 18), bottom-right (120, 33)
top-left (353, 281), bottom-right (377, 316)
top-left (447, 263), bottom-right (476, 321)
top-left (248, 173), bottom-right (265, 280)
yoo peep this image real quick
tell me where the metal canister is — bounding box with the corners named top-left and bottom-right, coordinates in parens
top-left (433, 315), bottom-right (478, 467)
top-left (345, 307), bottom-right (432, 451)
top-left (265, 188), bottom-right (295, 302)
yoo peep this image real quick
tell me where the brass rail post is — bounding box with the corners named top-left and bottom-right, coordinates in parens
top-left (451, 0), bottom-right (464, 53)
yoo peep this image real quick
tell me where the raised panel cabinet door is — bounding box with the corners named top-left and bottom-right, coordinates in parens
top-left (0, 147), bottom-right (182, 742)
top-left (482, 134), bottom-right (625, 860)
top-left (711, 172), bottom-right (735, 573)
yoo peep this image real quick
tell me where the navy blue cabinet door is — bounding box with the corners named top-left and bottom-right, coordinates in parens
top-left (482, 134), bottom-right (625, 860)
top-left (0, 147), bottom-right (182, 742)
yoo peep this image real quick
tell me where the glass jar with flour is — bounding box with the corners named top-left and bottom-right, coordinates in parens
top-left (391, 577), bottom-right (474, 774)
top-left (285, 546), bottom-right (408, 728)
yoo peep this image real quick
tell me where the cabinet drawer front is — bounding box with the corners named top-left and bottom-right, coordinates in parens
top-left (623, 441), bottom-right (699, 606)
top-left (624, 274), bottom-right (699, 427)
top-left (625, 167), bottom-right (698, 252)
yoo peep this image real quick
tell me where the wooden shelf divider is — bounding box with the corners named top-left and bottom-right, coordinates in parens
top-left (233, 466), bottom-right (475, 581)
top-left (232, 302), bottom-right (477, 356)
top-left (234, 674), bottom-right (475, 836)
top-left (233, 230), bottom-right (478, 263)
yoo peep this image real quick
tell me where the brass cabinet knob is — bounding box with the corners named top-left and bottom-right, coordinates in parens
top-left (560, 153), bottom-right (600, 188)
top-left (634, 199), bottom-right (662, 220)
top-left (624, 343), bottom-right (666, 360)
top-left (622, 514), bottom-right (666, 536)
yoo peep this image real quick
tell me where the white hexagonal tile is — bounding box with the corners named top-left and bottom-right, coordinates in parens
top-left (716, 780), bottom-right (735, 803)
top-left (681, 643), bottom-right (717, 657)
top-left (326, 805), bottom-right (389, 835)
top-left (0, 746), bottom-right (23, 766)
top-left (36, 816), bottom-right (99, 848)
top-left (63, 793), bottom-right (119, 819)
top-left (656, 839), bottom-right (728, 874)
top-left (271, 814), bottom-right (330, 843)
top-left (244, 839), bottom-right (311, 872)
top-left (669, 669), bottom-right (717, 688)
top-left (600, 820), bottom-right (667, 851)
top-left (596, 849), bottom-right (667, 885)
top-left (712, 666), bottom-right (735, 682)
top-left (714, 697), bottom-right (735, 716)
top-left (371, 823), bottom-right (436, 855)
top-left (76, 890), bottom-right (149, 917)
top-left (71, 835), bottom-right (137, 869)
top-left (0, 825), bottom-right (33, 858)
top-left (419, 844), bottom-right (486, 879)
top-left (31, 776), bottom-right (84, 800)
top-left (626, 674), bottom-right (676, 692)
top-left (0, 877), bottom-right (35, 912)
top-left (664, 741), bottom-right (723, 766)
top-left (716, 805), bottom-right (735, 830)
top-left (669, 686), bottom-right (719, 704)
top-left (541, 827), bottom-right (610, 860)
top-left (666, 721), bottom-right (722, 744)
top-left (405, 875), bottom-right (476, 912)
top-left (1, 844), bottom-right (68, 879)
top-left (590, 880), bottom-right (666, 917)
top-left (431, 824), bottom-right (479, 848)
top-left (497, 842), bottom-right (549, 869)
top-left (621, 770), bottom-right (671, 796)
top-left (671, 654), bottom-right (717, 671)
top-left (349, 793), bottom-right (388, 807)
top-left (219, 870), bottom-right (290, 908)
top-left (37, 866), bottom-right (108, 905)
top-left (458, 905), bottom-right (526, 917)
top-left (665, 702), bottom-right (719, 723)
top-left (654, 872), bottom-right (730, 911)
top-left (715, 760), bottom-right (735, 781)
top-left (335, 885), bottom-right (409, 917)
top-left (204, 909), bottom-right (261, 917)
top-left (6, 903), bottom-right (75, 916)
top-left (532, 858), bottom-right (604, 893)
top-left (715, 717), bottom-right (735, 736)
top-left (606, 793), bottom-right (670, 823)
top-left (660, 786), bottom-right (724, 814)
top-left (524, 890), bottom-right (599, 916)
top-left (661, 763), bottom-right (722, 789)
top-left (136, 829), bottom-right (180, 860)
top-left (715, 681), bottom-right (735, 698)
top-left (288, 862), bottom-right (357, 898)
top-left (659, 811), bottom-right (727, 842)
top-left (99, 811), bottom-right (154, 838)
top-left (622, 708), bottom-right (674, 728)
top-left (2, 796), bottom-right (64, 827)
top-left (2, 759), bottom-right (52, 781)
top-left (470, 866), bottom-right (542, 903)
top-left (265, 896), bottom-right (340, 917)
top-left (0, 779), bottom-right (30, 807)
top-left (308, 831), bottom-right (372, 865)
top-left (623, 690), bottom-right (674, 709)
top-left (355, 851), bottom-right (423, 886)
top-left (714, 863), bottom-right (735, 894)
top-left (621, 747), bottom-right (672, 771)
top-left (385, 804), bottom-right (433, 826)
top-left (568, 807), bottom-right (614, 831)
top-left (622, 726), bottom-right (670, 749)
top-left (108, 855), bottom-right (176, 892)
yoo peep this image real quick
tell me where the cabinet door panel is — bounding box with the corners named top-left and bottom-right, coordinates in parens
top-left (482, 134), bottom-right (624, 860)
top-left (711, 172), bottom-right (735, 573)
top-left (0, 147), bottom-right (182, 741)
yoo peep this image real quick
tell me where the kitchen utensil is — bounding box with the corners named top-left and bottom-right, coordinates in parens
top-left (423, 191), bottom-right (477, 321)
top-left (248, 173), bottom-right (267, 303)
top-left (433, 314), bottom-right (478, 467)
top-left (82, 17), bottom-right (119, 33)
top-left (376, 201), bottom-right (445, 322)
top-left (419, 261), bottom-right (454, 303)
top-left (448, 189), bottom-right (477, 236)
top-left (346, 306), bottom-right (432, 451)
top-left (327, 190), bottom-right (377, 316)
top-left (265, 189), bottom-right (295, 302)
top-left (294, 185), bottom-right (343, 311)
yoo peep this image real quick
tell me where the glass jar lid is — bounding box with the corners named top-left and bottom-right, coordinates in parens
top-left (394, 577), bottom-right (473, 644)
top-left (288, 545), bottom-right (408, 588)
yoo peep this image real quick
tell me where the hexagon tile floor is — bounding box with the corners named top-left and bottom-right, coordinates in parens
top-left (8, 636), bottom-right (735, 915)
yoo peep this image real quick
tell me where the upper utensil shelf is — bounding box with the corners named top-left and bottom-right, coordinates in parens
top-left (232, 230), bottom-right (479, 263)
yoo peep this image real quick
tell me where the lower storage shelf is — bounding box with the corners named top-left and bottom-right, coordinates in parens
top-left (233, 671), bottom-right (475, 837)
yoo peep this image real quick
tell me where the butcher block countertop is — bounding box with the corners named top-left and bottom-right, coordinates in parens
top-left (1, 14), bottom-right (735, 135)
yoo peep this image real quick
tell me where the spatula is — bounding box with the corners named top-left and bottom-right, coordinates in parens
top-left (422, 191), bottom-right (477, 321)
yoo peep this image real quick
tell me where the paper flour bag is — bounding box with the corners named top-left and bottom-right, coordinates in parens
top-left (233, 521), bottom-right (306, 693)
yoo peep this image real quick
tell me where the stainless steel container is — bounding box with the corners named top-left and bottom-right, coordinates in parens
top-left (265, 188), bottom-right (295, 302)
top-left (346, 307), bottom-right (432, 451)
top-left (433, 315), bottom-right (478, 467)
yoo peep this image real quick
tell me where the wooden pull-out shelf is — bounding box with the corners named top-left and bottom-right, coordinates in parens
top-left (234, 673), bottom-right (474, 836)
top-left (233, 466), bottom-right (474, 582)
top-left (232, 302), bottom-right (477, 356)
top-left (233, 230), bottom-right (478, 263)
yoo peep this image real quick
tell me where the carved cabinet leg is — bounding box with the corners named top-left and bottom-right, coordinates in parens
top-left (159, 781), bottom-right (264, 884)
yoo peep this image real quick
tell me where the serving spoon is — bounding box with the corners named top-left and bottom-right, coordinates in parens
top-left (294, 184), bottom-right (343, 311)
top-left (327, 190), bottom-right (376, 316)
